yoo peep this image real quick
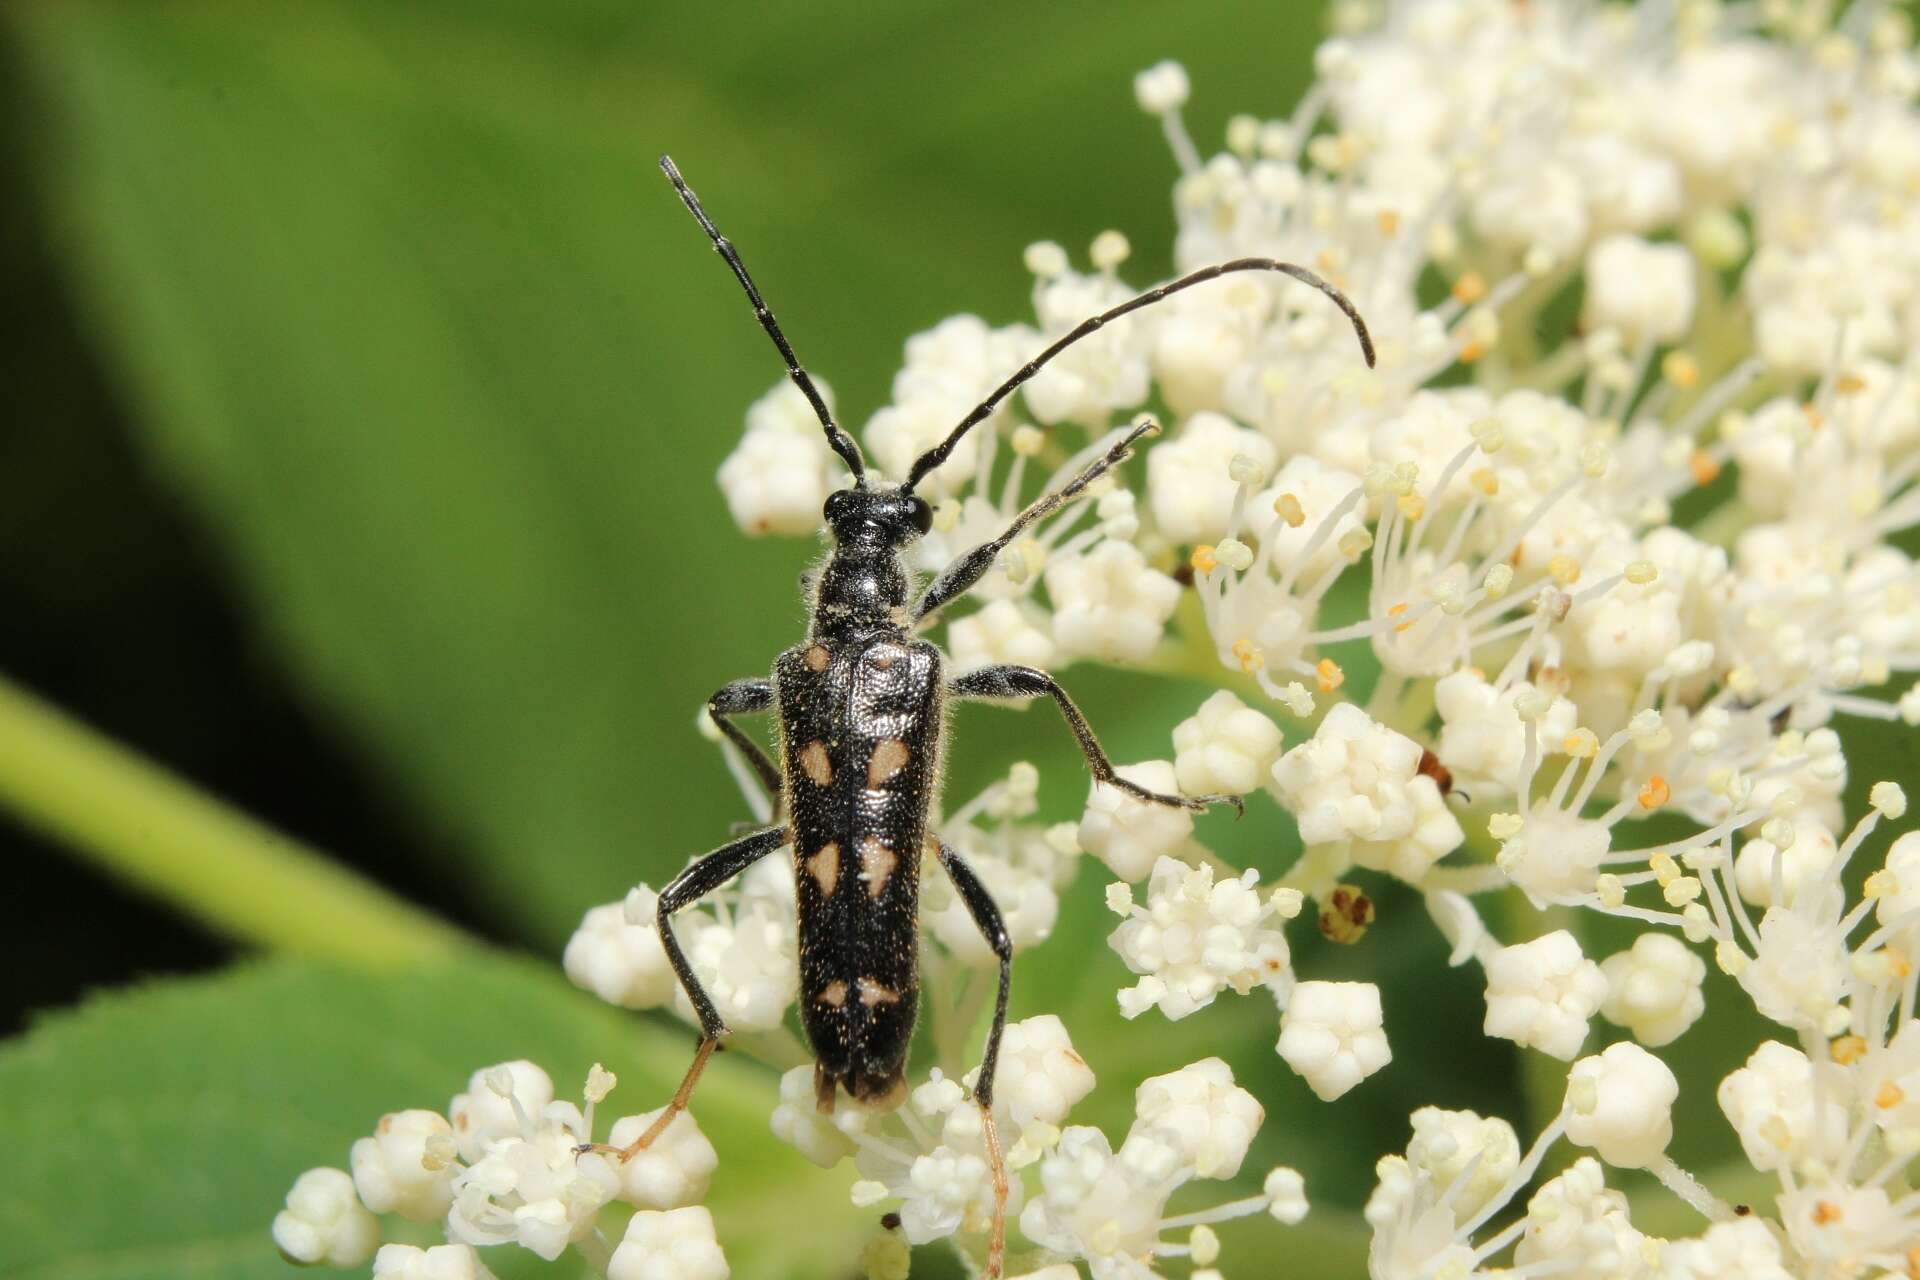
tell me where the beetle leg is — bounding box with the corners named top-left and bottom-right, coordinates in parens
top-left (913, 419), bottom-right (1156, 627)
top-left (949, 665), bottom-right (1244, 816)
top-left (707, 678), bottom-right (782, 812)
top-left (577, 824), bottom-right (787, 1163)
top-left (935, 838), bottom-right (1012, 1280)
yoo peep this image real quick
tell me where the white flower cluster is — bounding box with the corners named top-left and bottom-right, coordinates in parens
top-left (287, 3), bottom-right (1920, 1278)
top-left (273, 1060), bottom-right (726, 1278)
top-left (762, 1014), bottom-right (1306, 1279)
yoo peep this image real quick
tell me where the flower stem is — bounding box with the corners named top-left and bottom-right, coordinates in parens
top-left (0, 673), bottom-right (467, 966)
top-left (1646, 1153), bottom-right (1736, 1223)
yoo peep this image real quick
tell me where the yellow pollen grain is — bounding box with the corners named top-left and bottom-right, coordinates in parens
top-left (1471, 467), bottom-right (1499, 496)
top-left (1829, 1034), bottom-right (1867, 1065)
top-left (1231, 638), bottom-right (1264, 673)
top-left (1458, 340), bottom-right (1487, 364)
top-left (1316, 658), bottom-right (1345, 693)
top-left (1878, 1081), bottom-right (1906, 1109)
top-left (1547, 555), bottom-right (1581, 586)
top-left (1889, 946), bottom-right (1914, 979)
top-left (1802, 402), bottom-right (1825, 430)
top-left (1396, 492), bottom-right (1426, 521)
top-left (816, 979), bottom-right (848, 1008)
top-left (804, 644), bottom-right (831, 672)
top-left (1661, 350), bottom-right (1700, 390)
top-left (1377, 209), bottom-right (1401, 237)
top-left (1638, 775), bottom-right (1671, 811)
top-left (1812, 1201), bottom-right (1842, 1226)
top-left (1836, 372), bottom-right (1867, 395)
top-left (1388, 602), bottom-right (1409, 617)
top-left (1190, 545), bottom-right (1218, 574)
top-left (1688, 450), bottom-right (1720, 487)
top-left (1564, 729), bottom-right (1599, 758)
top-left (1274, 493), bottom-right (1306, 527)
top-left (1452, 271), bottom-right (1488, 304)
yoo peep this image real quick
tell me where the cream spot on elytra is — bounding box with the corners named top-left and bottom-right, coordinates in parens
top-left (859, 838), bottom-right (898, 898)
top-left (800, 742), bottom-right (832, 787)
top-left (805, 842), bottom-right (840, 897)
top-left (867, 739), bottom-right (910, 788)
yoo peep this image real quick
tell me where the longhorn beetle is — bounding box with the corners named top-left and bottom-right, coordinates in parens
top-left (583, 155), bottom-right (1376, 1278)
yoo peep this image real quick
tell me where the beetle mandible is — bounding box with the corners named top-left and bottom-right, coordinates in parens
top-left (583, 154), bottom-right (1376, 1279)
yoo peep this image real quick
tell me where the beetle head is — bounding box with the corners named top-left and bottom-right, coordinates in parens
top-left (823, 486), bottom-right (933, 545)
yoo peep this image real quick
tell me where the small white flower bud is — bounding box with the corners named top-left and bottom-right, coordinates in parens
top-left (608, 1206), bottom-right (729, 1280)
top-left (604, 1108), bottom-right (719, 1210)
top-left (1565, 1042), bottom-right (1677, 1168)
top-left (1173, 690), bottom-right (1283, 796)
top-left (273, 1167), bottom-right (380, 1268)
top-left (1483, 932), bottom-right (1607, 1060)
top-left (449, 1061), bottom-right (553, 1163)
top-left (717, 380), bottom-right (845, 536)
top-left (1079, 761), bottom-right (1194, 881)
top-left (1024, 241), bottom-right (1068, 278)
top-left (1134, 61), bottom-right (1191, 113)
top-left (1717, 1041), bottom-right (1849, 1173)
top-left (1089, 229), bottom-right (1131, 272)
top-left (566, 897), bottom-right (677, 1011)
top-left (371, 1243), bottom-right (496, 1280)
top-left (1277, 981), bottom-right (1391, 1100)
top-left (352, 1110), bottom-right (458, 1222)
top-left (1599, 933), bottom-right (1706, 1046)
top-left (1264, 1166), bottom-right (1309, 1224)
top-left (771, 1066), bottom-right (855, 1168)
top-left (993, 1015), bottom-right (1097, 1131)
top-left (1132, 1058), bottom-right (1262, 1177)
top-left (1214, 538), bottom-right (1254, 572)
top-left (1583, 235), bottom-right (1696, 344)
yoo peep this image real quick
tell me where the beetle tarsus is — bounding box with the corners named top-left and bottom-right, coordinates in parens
top-left (979, 1099), bottom-right (1008, 1280)
top-left (576, 1036), bottom-right (721, 1164)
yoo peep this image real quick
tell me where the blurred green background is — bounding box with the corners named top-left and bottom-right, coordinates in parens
top-left (0, 2), bottom-right (1886, 1278)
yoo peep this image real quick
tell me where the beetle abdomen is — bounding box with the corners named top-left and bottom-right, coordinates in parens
top-left (775, 633), bottom-right (944, 1109)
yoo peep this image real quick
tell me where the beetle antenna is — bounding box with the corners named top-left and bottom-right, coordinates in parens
top-left (904, 258), bottom-right (1375, 491)
top-left (660, 154), bottom-right (868, 486)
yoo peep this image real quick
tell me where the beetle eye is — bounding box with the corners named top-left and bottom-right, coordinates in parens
top-left (823, 489), bottom-right (852, 523)
top-left (907, 496), bottom-right (933, 535)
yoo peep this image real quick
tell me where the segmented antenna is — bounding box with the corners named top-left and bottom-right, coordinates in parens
top-left (904, 258), bottom-right (1376, 492)
top-left (660, 155), bottom-right (867, 486)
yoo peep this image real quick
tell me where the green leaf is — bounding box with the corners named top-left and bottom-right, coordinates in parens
top-left (0, 953), bottom-right (863, 1280)
top-left (4, 0), bottom-right (1331, 944)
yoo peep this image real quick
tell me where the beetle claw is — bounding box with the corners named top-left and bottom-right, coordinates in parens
top-left (1191, 792), bottom-right (1245, 818)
